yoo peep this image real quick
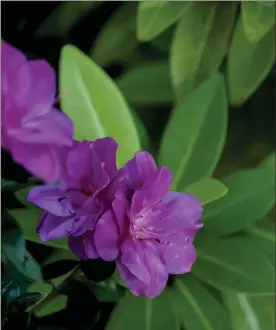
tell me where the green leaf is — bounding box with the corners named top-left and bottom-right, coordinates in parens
top-left (192, 236), bottom-right (275, 295)
top-left (137, 2), bottom-right (192, 41)
top-left (170, 2), bottom-right (237, 98)
top-left (116, 61), bottom-right (174, 105)
top-left (27, 282), bottom-right (52, 296)
top-left (1, 178), bottom-right (21, 191)
top-left (259, 152), bottom-right (275, 170)
top-left (106, 290), bottom-right (179, 330)
top-left (172, 275), bottom-right (230, 330)
top-left (151, 26), bottom-right (174, 53)
top-left (7, 209), bottom-right (69, 249)
top-left (203, 168), bottom-right (275, 236)
top-left (241, 1), bottom-right (276, 43)
top-left (224, 293), bottom-right (275, 330)
top-left (60, 45), bottom-right (140, 167)
top-left (34, 295), bottom-right (68, 318)
top-left (159, 72), bottom-right (227, 190)
top-left (35, 2), bottom-right (103, 37)
top-left (91, 281), bottom-right (125, 302)
top-left (14, 186), bottom-right (36, 208)
top-left (226, 15), bottom-right (275, 106)
top-left (131, 110), bottom-right (151, 151)
top-left (42, 249), bottom-right (78, 266)
top-left (184, 178), bottom-right (228, 206)
top-left (90, 3), bottom-right (137, 67)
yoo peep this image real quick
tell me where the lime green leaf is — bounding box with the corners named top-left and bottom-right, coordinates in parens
top-left (224, 293), bottom-right (275, 330)
top-left (193, 236), bottom-right (275, 295)
top-left (137, 2), bottom-right (192, 42)
top-left (203, 168), bottom-right (275, 236)
top-left (34, 295), bottom-right (68, 318)
top-left (116, 61), bottom-right (174, 105)
top-left (242, 1), bottom-right (276, 43)
top-left (27, 282), bottom-right (52, 296)
top-left (159, 72), bottom-right (227, 190)
top-left (90, 3), bottom-right (137, 67)
top-left (171, 2), bottom-right (237, 98)
top-left (60, 45), bottom-right (140, 167)
top-left (7, 209), bottom-right (69, 249)
top-left (35, 2), bottom-right (103, 37)
top-left (106, 290), bottom-right (178, 330)
top-left (227, 16), bottom-right (275, 106)
top-left (184, 178), bottom-right (228, 206)
top-left (173, 275), bottom-right (230, 330)
top-left (131, 110), bottom-right (151, 151)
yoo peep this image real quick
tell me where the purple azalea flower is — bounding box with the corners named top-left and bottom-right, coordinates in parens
top-left (1, 42), bottom-right (73, 182)
top-left (93, 151), bottom-right (204, 298)
top-left (28, 138), bottom-right (120, 259)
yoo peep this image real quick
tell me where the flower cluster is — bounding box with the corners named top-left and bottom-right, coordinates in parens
top-left (2, 42), bottom-right (203, 298)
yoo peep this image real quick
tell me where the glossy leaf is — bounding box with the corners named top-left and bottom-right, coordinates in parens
top-left (106, 290), bottom-right (179, 330)
top-left (137, 2), bottom-right (192, 41)
top-left (60, 45), bottom-right (140, 167)
top-left (159, 72), bottom-right (227, 189)
top-left (184, 178), bottom-right (228, 206)
top-left (35, 2), bottom-right (103, 37)
top-left (173, 275), bottom-right (230, 330)
top-left (193, 236), bottom-right (275, 295)
top-left (242, 1), bottom-right (276, 43)
top-left (34, 295), bottom-right (68, 318)
top-left (116, 61), bottom-right (174, 105)
top-left (171, 2), bottom-right (237, 98)
top-left (203, 168), bottom-right (275, 236)
top-left (227, 16), bottom-right (275, 106)
top-left (224, 293), bottom-right (275, 330)
top-left (8, 209), bottom-right (68, 249)
top-left (90, 3), bottom-right (137, 66)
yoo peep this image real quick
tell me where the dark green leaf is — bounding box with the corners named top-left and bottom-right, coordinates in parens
top-left (159, 72), bottom-right (227, 189)
top-left (172, 275), bottom-right (230, 330)
top-left (106, 290), bottom-right (179, 330)
top-left (242, 1), bottom-right (276, 43)
top-left (137, 2), bottom-right (192, 41)
top-left (60, 45), bottom-right (141, 167)
top-left (90, 3), bottom-right (137, 67)
top-left (203, 168), bottom-right (275, 236)
top-left (116, 61), bottom-right (174, 105)
top-left (193, 236), bottom-right (275, 295)
top-left (227, 15), bottom-right (275, 106)
top-left (171, 2), bottom-right (237, 97)
top-left (91, 280), bottom-right (125, 302)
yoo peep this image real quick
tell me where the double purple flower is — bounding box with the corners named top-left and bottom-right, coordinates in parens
top-left (1, 42), bottom-right (73, 182)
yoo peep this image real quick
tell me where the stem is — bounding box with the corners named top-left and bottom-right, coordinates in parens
top-left (26, 266), bottom-right (80, 314)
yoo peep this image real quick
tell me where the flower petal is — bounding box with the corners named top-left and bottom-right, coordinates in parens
top-left (160, 241), bottom-right (196, 274)
top-left (68, 235), bottom-right (88, 260)
top-left (83, 231), bottom-right (99, 259)
top-left (112, 193), bottom-right (128, 236)
top-left (94, 210), bottom-right (120, 261)
top-left (28, 185), bottom-right (74, 216)
top-left (37, 213), bottom-right (74, 241)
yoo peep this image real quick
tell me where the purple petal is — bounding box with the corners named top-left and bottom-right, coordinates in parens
top-left (37, 213), bottom-right (74, 241)
top-left (83, 231), bottom-right (99, 259)
top-left (112, 193), bottom-right (128, 236)
top-left (94, 210), bottom-right (120, 261)
top-left (28, 185), bottom-right (74, 216)
top-left (160, 241), bottom-right (196, 274)
top-left (130, 166), bottom-right (172, 216)
top-left (68, 235), bottom-right (88, 260)
top-left (93, 137), bottom-right (118, 178)
top-left (124, 151), bottom-right (158, 190)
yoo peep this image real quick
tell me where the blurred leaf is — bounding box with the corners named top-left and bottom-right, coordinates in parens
top-left (2, 244), bottom-right (42, 282)
top-left (106, 290), bottom-right (178, 330)
top-left (117, 61), bottom-right (174, 105)
top-left (193, 236), bottom-right (275, 295)
top-left (137, 2), bottom-right (191, 41)
top-left (90, 3), bottom-right (137, 67)
top-left (1, 281), bottom-right (21, 308)
top-left (131, 110), bottom-right (151, 151)
top-left (173, 275), bottom-right (230, 330)
top-left (151, 26), bottom-right (174, 53)
top-left (35, 2), bottom-right (103, 37)
top-left (203, 168), bottom-right (275, 236)
top-left (242, 1), bottom-right (276, 43)
top-left (224, 293), bottom-right (275, 330)
top-left (27, 282), bottom-right (52, 296)
top-left (7, 208), bottom-right (68, 249)
top-left (259, 152), bottom-right (275, 170)
top-left (184, 178), bottom-right (228, 206)
top-left (1, 179), bottom-right (20, 191)
top-left (227, 16), bottom-right (275, 106)
top-left (171, 2), bottom-right (237, 98)
top-left (34, 295), bottom-right (68, 318)
top-left (159, 72), bottom-right (227, 190)
top-left (60, 45), bottom-right (140, 167)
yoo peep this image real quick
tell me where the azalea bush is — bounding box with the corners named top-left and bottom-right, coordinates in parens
top-left (1, 2), bottom-right (275, 330)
